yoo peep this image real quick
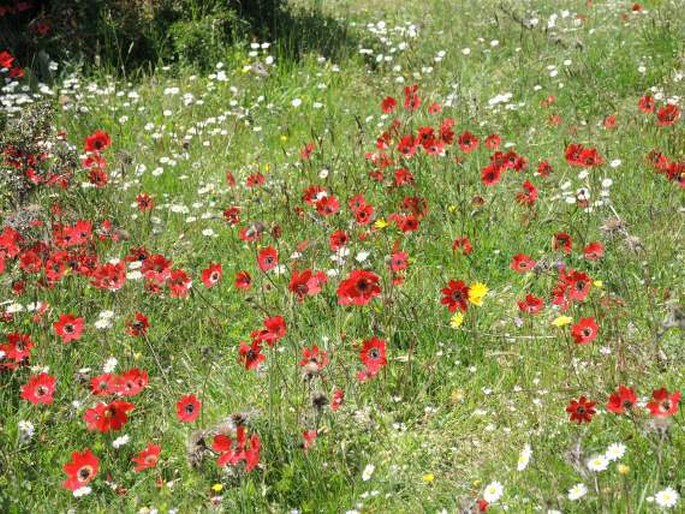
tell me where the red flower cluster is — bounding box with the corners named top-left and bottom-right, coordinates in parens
top-left (212, 426), bottom-right (261, 472)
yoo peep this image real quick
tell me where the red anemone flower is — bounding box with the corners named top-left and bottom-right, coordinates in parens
top-left (239, 340), bottom-right (266, 370)
top-left (53, 314), bottom-right (85, 343)
top-left (336, 270), bottom-right (381, 306)
top-left (517, 294), bottom-right (544, 315)
top-left (131, 443), bottom-right (161, 472)
top-left (646, 388), bottom-right (681, 418)
top-left (606, 385), bottom-right (638, 415)
top-left (63, 449), bottom-right (99, 491)
top-left (656, 104), bottom-right (680, 126)
top-left (84, 400), bottom-right (134, 432)
top-left (201, 263), bottom-right (223, 288)
top-left (566, 396), bottom-right (596, 424)
top-left (257, 246), bottom-right (279, 271)
top-left (359, 336), bottom-right (387, 375)
top-left (126, 312), bottom-right (150, 337)
top-left (381, 96), bottom-right (397, 113)
top-left (21, 372), bottom-right (56, 405)
top-left (84, 130), bottom-right (111, 152)
top-left (571, 317), bottom-right (599, 344)
top-left (441, 280), bottom-right (470, 313)
top-left (176, 394), bottom-right (201, 423)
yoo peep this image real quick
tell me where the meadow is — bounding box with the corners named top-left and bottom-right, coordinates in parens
top-left (0, 0), bottom-right (683, 512)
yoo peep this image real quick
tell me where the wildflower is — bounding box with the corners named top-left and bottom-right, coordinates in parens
top-left (112, 435), bottom-right (130, 449)
top-left (571, 317), bottom-right (599, 344)
top-left (358, 337), bottom-right (387, 378)
top-left (441, 280), bottom-right (470, 312)
top-left (84, 400), bottom-right (134, 432)
top-left (381, 96), bottom-right (397, 113)
top-left (302, 430), bottom-right (317, 450)
top-left (126, 312), bottom-right (149, 337)
top-left (63, 449), bottom-right (99, 491)
top-left (482, 481), bottom-right (504, 503)
top-left (518, 294), bottom-right (544, 315)
top-left (132, 443), bottom-right (161, 472)
top-left (510, 254), bottom-right (537, 273)
top-left (617, 464), bottom-right (630, 475)
top-left (337, 270), bottom-right (381, 306)
top-left (552, 315), bottom-right (573, 327)
top-left (646, 388), bottom-right (681, 418)
top-left (568, 483), bottom-right (588, 501)
top-left (239, 340), bottom-right (266, 370)
top-left (607, 385), bottom-right (637, 414)
top-left (176, 395), bottom-right (201, 423)
top-left (566, 396), bottom-right (596, 424)
top-left (583, 242), bottom-right (604, 260)
top-left (84, 130), bottom-right (112, 152)
top-left (656, 104), bottom-right (680, 126)
top-left (299, 346), bottom-right (329, 376)
top-left (449, 312), bottom-right (465, 329)
top-left (20, 373), bottom-right (56, 405)
top-left (654, 487), bottom-right (679, 509)
top-left (587, 454), bottom-right (609, 472)
top-left (53, 314), bottom-right (85, 343)
top-left (468, 282), bottom-right (489, 306)
top-left (289, 269), bottom-right (327, 301)
top-left (330, 388), bottom-right (345, 411)
top-left (257, 247), bottom-right (279, 271)
top-left (517, 444), bottom-right (532, 471)
top-left (605, 443), bottom-right (626, 462)
top-left (18, 420), bottom-right (35, 442)
top-left (362, 463), bottom-right (375, 481)
top-left (201, 263), bottom-right (222, 288)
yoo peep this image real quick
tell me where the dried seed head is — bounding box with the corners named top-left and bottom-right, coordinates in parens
top-left (312, 391), bottom-right (328, 409)
top-left (623, 235), bottom-right (643, 253)
top-left (601, 216), bottom-right (626, 237)
top-left (187, 430), bottom-right (208, 468)
top-left (302, 361), bottom-right (320, 379)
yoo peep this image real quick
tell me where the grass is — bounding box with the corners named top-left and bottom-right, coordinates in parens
top-left (0, 0), bottom-right (683, 512)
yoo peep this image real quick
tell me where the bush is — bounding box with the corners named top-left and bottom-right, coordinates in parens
top-left (0, 0), bottom-right (285, 75)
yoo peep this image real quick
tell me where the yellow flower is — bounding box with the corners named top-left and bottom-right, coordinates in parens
top-left (450, 388), bottom-right (465, 404)
top-left (374, 218), bottom-right (388, 229)
top-left (617, 464), bottom-right (629, 475)
top-left (551, 315), bottom-right (573, 327)
top-left (593, 280), bottom-right (603, 288)
top-left (447, 204), bottom-right (457, 213)
top-left (449, 312), bottom-right (465, 329)
top-left (280, 134), bottom-right (288, 142)
top-left (468, 282), bottom-right (488, 306)
top-left (211, 483), bottom-right (223, 492)
top-left (422, 473), bottom-right (435, 483)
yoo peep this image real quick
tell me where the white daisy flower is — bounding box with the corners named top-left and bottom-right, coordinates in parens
top-left (605, 442), bottom-right (626, 462)
top-left (655, 487), bottom-right (679, 509)
top-left (73, 486), bottom-right (92, 498)
top-left (568, 483), bottom-right (588, 500)
top-left (483, 481), bottom-right (504, 503)
top-left (517, 444), bottom-right (532, 471)
top-left (362, 464), bottom-right (375, 481)
top-left (587, 454), bottom-right (609, 472)
top-left (112, 434), bottom-right (130, 449)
